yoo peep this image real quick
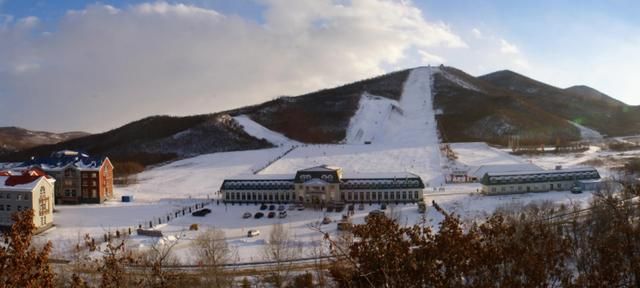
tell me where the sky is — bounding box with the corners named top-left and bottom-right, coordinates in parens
top-left (1, 0), bottom-right (639, 133)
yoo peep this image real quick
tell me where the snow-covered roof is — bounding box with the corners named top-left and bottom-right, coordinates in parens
top-left (342, 171), bottom-right (421, 179)
top-left (0, 168), bottom-right (54, 191)
top-left (225, 173), bottom-right (294, 181)
top-left (481, 167), bottom-right (601, 185)
top-left (299, 165), bottom-right (341, 172)
top-left (20, 150), bottom-right (108, 171)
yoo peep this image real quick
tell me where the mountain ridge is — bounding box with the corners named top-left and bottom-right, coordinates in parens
top-left (2, 65), bottom-right (639, 167)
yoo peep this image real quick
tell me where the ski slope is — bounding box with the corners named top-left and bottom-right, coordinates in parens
top-left (234, 115), bottom-right (301, 146)
top-left (345, 93), bottom-right (399, 144)
top-left (263, 67), bottom-right (444, 185)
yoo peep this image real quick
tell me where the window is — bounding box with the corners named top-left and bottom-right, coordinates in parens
top-left (0, 205), bottom-right (4, 211)
top-left (17, 206), bottom-right (21, 211)
top-left (4, 194), bottom-right (9, 200)
top-left (92, 189), bottom-right (97, 198)
top-left (414, 191), bottom-right (419, 199)
top-left (6, 205), bottom-right (11, 211)
top-left (92, 172), bottom-right (97, 178)
top-left (17, 194), bottom-right (23, 200)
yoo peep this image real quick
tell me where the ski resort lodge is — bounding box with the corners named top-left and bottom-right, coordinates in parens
top-left (480, 167), bottom-right (601, 195)
top-left (0, 168), bottom-right (55, 233)
top-left (220, 165), bottom-right (425, 205)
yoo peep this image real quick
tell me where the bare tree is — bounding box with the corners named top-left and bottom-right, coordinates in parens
top-left (136, 235), bottom-right (183, 288)
top-left (193, 228), bottom-right (232, 287)
top-left (262, 223), bottom-right (300, 287)
top-left (0, 209), bottom-right (55, 288)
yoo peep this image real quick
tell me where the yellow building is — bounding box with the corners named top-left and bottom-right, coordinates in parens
top-left (221, 165), bottom-right (425, 205)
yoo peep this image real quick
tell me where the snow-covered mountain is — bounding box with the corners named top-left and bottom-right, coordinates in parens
top-left (3, 65), bottom-right (639, 167)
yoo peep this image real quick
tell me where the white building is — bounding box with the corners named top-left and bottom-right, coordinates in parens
top-left (221, 165), bottom-right (425, 205)
top-left (480, 167), bottom-right (601, 195)
top-left (0, 168), bottom-right (55, 233)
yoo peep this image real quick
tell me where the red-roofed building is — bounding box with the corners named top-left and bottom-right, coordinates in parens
top-left (0, 168), bottom-right (55, 233)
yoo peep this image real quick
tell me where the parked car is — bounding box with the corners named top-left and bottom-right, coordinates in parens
top-left (297, 205), bottom-right (306, 211)
top-left (268, 212), bottom-right (276, 218)
top-left (192, 208), bottom-right (211, 217)
top-left (365, 210), bottom-right (385, 221)
top-left (279, 211), bottom-right (287, 218)
top-left (247, 229), bottom-right (260, 237)
top-left (337, 221), bottom-right (352, 231)
top-left (418, 202), bottom-right (427, 213)
top-left (335, 205), bottom-right (345, 213)
top-left (348, 205), bottom-right (355, 212)
top-left (358, 203), bottom-right (365, 210)
top-left (322, 217), bottom-right (332, 225)
top-left (269, 205), bottom-right (276, 211)
top-left (326, 206), bottom-right (334, 212)
top-left (571, 186), bottom-right (583, 194)
top-left (242, 212), bottom-right (252, 219)
top-left (260, 204), bottom-right (268, 210)
top-left (277, 205), bottom-right (286, 211)
top-left (254, 212), bottom-right (264, 219)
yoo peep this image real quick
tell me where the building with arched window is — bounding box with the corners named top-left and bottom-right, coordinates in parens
top-left (221, 165), bottom-right (425, 205)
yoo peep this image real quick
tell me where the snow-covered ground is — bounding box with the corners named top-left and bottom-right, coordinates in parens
top-left (571, 121), bottom-right (603, 140)
top-left (117, 147), bottom-right (290, 201)
top-left (450, 142), bottom-right (527, 166)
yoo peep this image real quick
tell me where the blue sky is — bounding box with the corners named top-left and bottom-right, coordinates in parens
top-left (1, 0), bottom-right (638, 132)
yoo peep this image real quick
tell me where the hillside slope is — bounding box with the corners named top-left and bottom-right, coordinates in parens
top-left (0, 127), bottom-right (88, 156)
top-left (0, 114), bottom-right (272, 166)
top-left (230, 69), bottom-right (412, 143)
top-left (480, 70), bottom-right (640, 137)
top-left (432, 66), bottom-right (581, 145)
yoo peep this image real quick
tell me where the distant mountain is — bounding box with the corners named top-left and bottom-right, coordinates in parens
top-left (479, 70), bottom-right (640, 137)
top-left (0, 115), bottom-right (272, 166)
top-left (0, 127), bottom-right (89, 156)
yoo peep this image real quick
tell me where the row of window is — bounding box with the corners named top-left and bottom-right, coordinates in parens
top-left (0, 193), bottom-right (30, 201)
top-left (489, 182), bottom-right (572, 193)
top-left (342, 190), bottom-right (421, 201)
top-left (225, 191), bottom-right (294, 201)
top-left (0, 204), bottom-right (30, 212)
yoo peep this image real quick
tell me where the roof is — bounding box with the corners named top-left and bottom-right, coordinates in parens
top-left (342, 172), bottom-right (422, 179)
top-left (0, 168), bottom-right (53, 191)
top-left (467, 163), bottom-right (544, 178)
top-left (481, 167), bottom-right (601, 185)
top-left (21, 150), bottom-right (107, 171)
top-left (298, 165), bottom-right (341, 172)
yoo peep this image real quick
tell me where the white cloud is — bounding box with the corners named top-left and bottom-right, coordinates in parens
top-left (499, 39), bottom-right (519, 54)
top-left (16, 16), bottom-right (39, 28)
top-left (0, 0), bottom-right (465, 132)
top-left (471, 27), bottom-right (483, 39)
top-left (418, 50), bottom-right (445, 64)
